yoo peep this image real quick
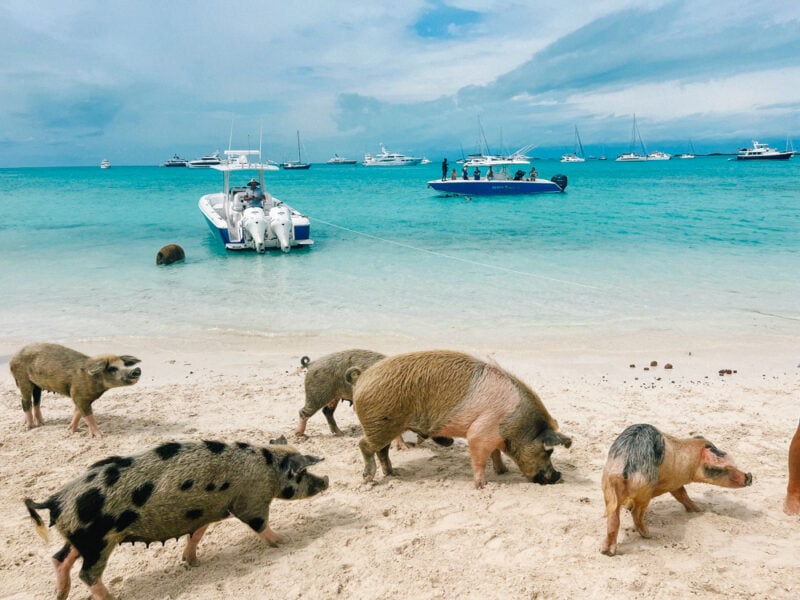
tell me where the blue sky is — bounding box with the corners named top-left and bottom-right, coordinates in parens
top-left (2, 0), bottom-right (799, 166)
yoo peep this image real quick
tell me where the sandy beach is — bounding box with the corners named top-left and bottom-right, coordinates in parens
top-left (1, 333), bottom-right (798, 599)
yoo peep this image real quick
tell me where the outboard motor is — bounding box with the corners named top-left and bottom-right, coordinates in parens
top-left (269, 204), bottom-right (293, 253)
top-left (550, 174), bottom-right (568, 191)
top-left (241, 207), bottom-right (269, 253)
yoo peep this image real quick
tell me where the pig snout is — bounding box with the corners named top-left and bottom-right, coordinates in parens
top-left (532, 468), bottom-right (561, 485)
top-left (127, 367), bottom-right (142, 380)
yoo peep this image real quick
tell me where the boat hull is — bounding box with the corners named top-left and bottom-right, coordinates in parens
top-left (428, 177), bottom-right (565, 196)
top-left (736, 153), bottom-right (792, 160)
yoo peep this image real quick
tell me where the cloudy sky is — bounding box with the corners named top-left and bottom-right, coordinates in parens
top-left (2, 0), bottom-right (799, 166)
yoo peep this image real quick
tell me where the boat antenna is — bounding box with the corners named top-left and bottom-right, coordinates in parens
top-left (259, 125), bottom-right (264, 161)
top-left (227, 117), bottom-right (234, 153)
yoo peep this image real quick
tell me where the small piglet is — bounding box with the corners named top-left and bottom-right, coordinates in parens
top-left (601, 423), bottom-right (752, 556)
top-left (295, 349), bottom-right (386, 436)
top-left (25, 440), bottom-right (328, 600)
top-left (352, 350), bottom-right (572, 488)
top-left (10, 342), bottom-right (141, 437)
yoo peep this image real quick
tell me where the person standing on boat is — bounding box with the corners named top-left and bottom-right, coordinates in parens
top-left (528, 167), bottom-right (537, 181)
top-left (441, 158), bottom-right (448, 181)
top-left (462, 164), bottom-right (469, 180)
top-left (487, 166), bottom-right (494, 180)
top-left (473, 167), bottom-right (481, 180)
top-left (244, 178), bottom-right (265, 207)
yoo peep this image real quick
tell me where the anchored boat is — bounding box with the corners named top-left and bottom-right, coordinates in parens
top-left (198, 150), bottom-right (312, 253)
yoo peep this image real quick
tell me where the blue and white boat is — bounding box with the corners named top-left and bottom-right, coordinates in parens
top-left (198, 149), bottom-right (312, 253)
top-left (428, 165), bottom-right (567, 196)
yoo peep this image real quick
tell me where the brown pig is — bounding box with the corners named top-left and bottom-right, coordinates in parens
top-left (295, 349), bottom-right (386, 436)
top-left (10, 343), bottom-right (142, 437)
top-left (352, 350), bottom-right (572, 489)
top-left (24, 439), bottom-right (329, 600)
top-left (601, 423), bottom-right (752, 556)
top-left (785, 417), bottom-right (800, 515)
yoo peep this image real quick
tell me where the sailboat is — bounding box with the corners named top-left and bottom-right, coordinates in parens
top-left (281, 131), bottom-right (311, 170)
top-left (616, 114), bottom-right (648, 162)
top-left (675, 140), bottom-right (696, 159)
top-left (560, 126), bottom-right (586, 163)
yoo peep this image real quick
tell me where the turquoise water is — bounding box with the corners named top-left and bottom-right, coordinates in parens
top-left (1, 158), bottom-right (798, 349)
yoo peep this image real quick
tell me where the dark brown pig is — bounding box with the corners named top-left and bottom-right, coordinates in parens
top-left (295, 349), bottom-right (386, 436)
top-left (10, 343), bottom-right (141, 437)
top-left (25, 440), bottom-right (329, 600)
top-left (601, 423), bottom-right (752, 556)
top-left (352, 350), bottom-right (572, 489)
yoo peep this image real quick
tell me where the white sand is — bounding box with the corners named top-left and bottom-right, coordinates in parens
top-left (0, 334), bottom-right (798, 599)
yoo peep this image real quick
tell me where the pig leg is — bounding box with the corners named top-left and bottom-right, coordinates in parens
top-left (69, 402), bottom-right (102, 437)
top-left (259, 526), bottom-right (284, 547)
top-left (53, 543), bottom-right (79, 600)
top-left (16, 379), bottom-right (37, 429)
top-left (490, 449), bottom-right (508, 475)
top-left (359, 437), bottom-right (378, 482)
top-left (785, 420), bottom-right (800, 515)
top-left (322, 399), bottom-right (345, 436)
top-left (631, 500), bottom-right (652, 538)
top-left (32, 386), bottom-right (44, 426)
top-left (601, 477), bottom-right (623, 556)
top-left (77, 544), bottom-right (115, 600)
top-left (182, 524), bottom-right (210, 566)
top-left (88, 579), bottom-right (112, 600)
top-left (295, 413), bottom-right (309, 436)
top-left (377, 444), bottom-right (394, 476)
top-left (670, 486), bottom-right (701, 512)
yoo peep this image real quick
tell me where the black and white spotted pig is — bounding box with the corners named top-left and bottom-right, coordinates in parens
top-left (24, 440), bottom-right (329, 600)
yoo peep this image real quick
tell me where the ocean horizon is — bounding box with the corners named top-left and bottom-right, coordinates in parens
top-left (1, 157), bottom-right (798, 354)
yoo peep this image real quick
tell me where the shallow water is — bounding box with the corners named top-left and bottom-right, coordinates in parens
top-left (1, 158), bottom-right (798, 349)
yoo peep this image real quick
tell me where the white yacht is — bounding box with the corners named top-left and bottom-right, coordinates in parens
top-left (736, 141), bottom-right (792, 161)
top-left (100, 159), bottom-right (111, 169)
top-left (362, 145), bottom-right (422, 166)
top-left (188, 151), bottom-right (222, 168)
top-left (560, 126), bottom-right (586, 163)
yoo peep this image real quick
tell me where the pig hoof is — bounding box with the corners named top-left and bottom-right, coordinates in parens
top-left (600, 546), bottom-right (617, 556)
top-left (784, 497), bottom-right (800, 515)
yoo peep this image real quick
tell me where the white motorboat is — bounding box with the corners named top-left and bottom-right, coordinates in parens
top-left (326, 154), bottom-right (357, 165)
top-left (647, 150), bottom-right (672, 161)
top-left (162, 154), bottom-right (189, 167)
top-left (100, 159), bottom-right (111, 169)
top-left (560, 126), bottom-right (586, 163)
top-left (736, 141), bottom-right (792, 160)
top-left (198, 150), bottom-right (313, 253)
top-left (188, 151), bottom-right (222, 168)
top-left (362, 144), bottom-right (422, 166)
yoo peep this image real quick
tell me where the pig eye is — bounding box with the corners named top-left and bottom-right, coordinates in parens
top-left (107, 366), bottom-right (118, 373)
top-left (545, 448), bottom-right (554, 457)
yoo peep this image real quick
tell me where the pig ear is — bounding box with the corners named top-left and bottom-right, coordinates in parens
top-left (86, 358), bottom-right (109, 375)
top-left (702, 443), bottom-right (728, 465)
top-left (344, 366), bottom-right (362, 386)
top-left (285, 453), bottom-right (324, 478)
top-left (119, 356), bottom-right (141, 366)
top-left (536, 428), bottom-right (572, 449)
top-left (301, 454), bottom-right (324, 467)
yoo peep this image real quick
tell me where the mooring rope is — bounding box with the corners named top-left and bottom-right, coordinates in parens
top-left (314, 218), bottom-right (602, 290)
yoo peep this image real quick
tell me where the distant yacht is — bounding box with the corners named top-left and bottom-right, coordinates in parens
top-left (162, 154), bottom-right (189, 167)
top-left (675, 141), bottom-right (696, 159)
top-left (647, 150), bottom-right (672, 161)
top-left (326, 154), bottom-right (357, 165)
top-left (736, 140), bottom-right (792, 161)
top-left (188, 151), bottom-right (222, 168)
top-left (362, 144), bottom-right (422, 166)
top-left (100, 159), bottom-right (111, 169)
